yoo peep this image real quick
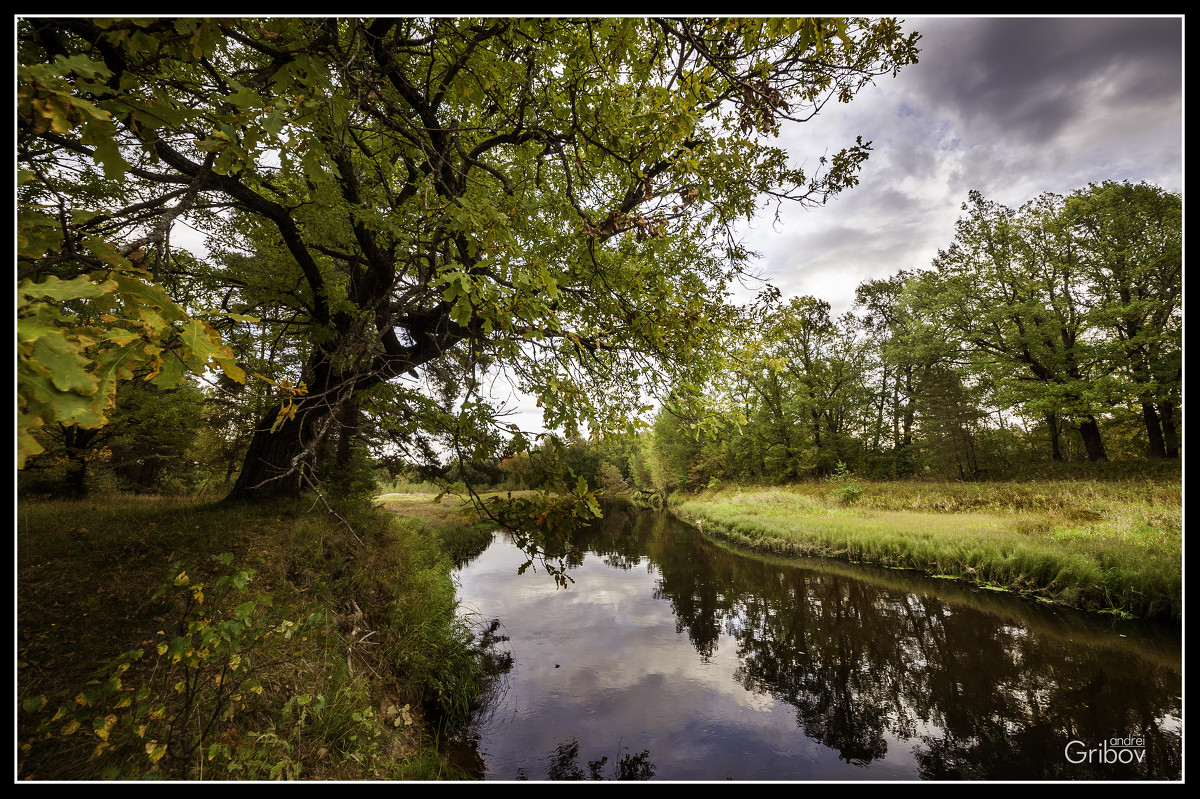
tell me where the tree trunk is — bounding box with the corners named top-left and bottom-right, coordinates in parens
top-left (61, 425), bottom-right (101, 498)
top-left (1142, 401), bottom-right (1167, 458)
top-left (1046, 413), bottom-right (1063, 462)
top-left (1078, 416), bottom-right (1108, 462)
top-left (1159, 401), bottom-right (1180, 458)
top-left (335, 396), bottom-right (360, 469)
top-left (223, 398), bottom-right (328, 502)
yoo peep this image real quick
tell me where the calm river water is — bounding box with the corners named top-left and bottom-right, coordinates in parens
top-left (452, 502), bottom-right (1182, 781)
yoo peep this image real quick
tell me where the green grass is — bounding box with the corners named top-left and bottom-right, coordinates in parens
top-left (675, 477), bottom-right (1181, 620)
top-left (17, 494), bottom-right (495, 780)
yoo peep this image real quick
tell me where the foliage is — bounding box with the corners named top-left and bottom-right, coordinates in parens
top-left (21, 553), bottom-right (322, 779)
top-left (16, 40), bottom-right (250, 466)
top-left (16, 16), bottom-right (920, 505)
top-left (16, 268), bottom-right (245, 470)
top-left (20, 377), bottom-right (210, 497)
top-left (610, 180), bottom-right (1180, 488)
top-left (826, 460), bottom-right (864, 504)
top-left (1063, 181), bottom-right (1182, 458)
top-left (483, 475), bottom-right (605, 588)
top-left (17, 497), bottom-right (494, 780)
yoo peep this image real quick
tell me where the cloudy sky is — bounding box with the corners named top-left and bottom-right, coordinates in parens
top-left (733, 14), bottom-right (1184, 316)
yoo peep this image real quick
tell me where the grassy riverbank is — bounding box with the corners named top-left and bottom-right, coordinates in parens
top-left (673, 474), bottom-right (1182, 621)
top-left (17, 494), bottom-right (497, 781)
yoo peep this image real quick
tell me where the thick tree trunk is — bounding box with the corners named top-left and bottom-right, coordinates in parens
top-left (1045, 413), bottom-right (1063, 462)
top-left (1142, 401), bottom-right (1168, 458)
top-left (223, 398), bottom-right (329, 502)
top-left (335, 396), bottom-right (360, 469)
top-left (61, 425), bottom-right (101, 498)
top-left (1159, 401), bottom-right (1179, 458)
top-left (1078, 416), bottom-right (1108, 462)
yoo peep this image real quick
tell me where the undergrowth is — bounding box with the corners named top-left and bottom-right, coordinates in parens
top-left (17, 495), bottom-right (498, 781)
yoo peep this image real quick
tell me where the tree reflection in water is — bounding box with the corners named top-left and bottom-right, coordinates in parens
top-left (520, 737), bottom-right (655, 781)
top-left (462, 501), bottom-right (1182, 780)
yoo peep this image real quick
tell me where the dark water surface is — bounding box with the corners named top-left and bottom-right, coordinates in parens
top-left (452, 502), bottom-right (1182, 781)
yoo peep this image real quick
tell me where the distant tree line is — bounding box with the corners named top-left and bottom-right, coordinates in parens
top-left (613, 180), bottom-right (1180, 492)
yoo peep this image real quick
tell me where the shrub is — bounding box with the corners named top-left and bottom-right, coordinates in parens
top-left (21, 553), bottom-right (322, 779)
top-left (827, 461), bottom-right (864, 505)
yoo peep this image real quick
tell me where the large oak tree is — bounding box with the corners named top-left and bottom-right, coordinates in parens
top-left (17, 17), bottom-right (920, 501)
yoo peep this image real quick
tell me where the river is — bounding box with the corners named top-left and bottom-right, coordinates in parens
top-left (451, 502), bottom-right (1182, 781)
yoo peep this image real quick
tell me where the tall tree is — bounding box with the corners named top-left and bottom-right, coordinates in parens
top-left (854, 272), bottom-right (920, 460)
top-left (927, 191), bottom-right (1109, 462)
top-left (767, 297), bottom-right (871, 475)
top-left (17, 17), bottom-right (920, 501)
top-left (1063, 181), bottom-right (1182, 458)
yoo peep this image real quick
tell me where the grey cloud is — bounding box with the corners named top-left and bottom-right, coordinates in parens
top-left (741, 16), bottom-right (1180, 316)
top-left (904, 16), bottom-right (1181, 146)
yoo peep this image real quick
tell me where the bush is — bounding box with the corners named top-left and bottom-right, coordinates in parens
top-left (827, 461), bottom-right (864, 504)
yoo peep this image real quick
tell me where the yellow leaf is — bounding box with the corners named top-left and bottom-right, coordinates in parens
top-left (146, 741), bottom-right (167, 764)
top-left (221, 360), bottom-right (246, 384)
top-left (94, 710), bottom-right (115, 739)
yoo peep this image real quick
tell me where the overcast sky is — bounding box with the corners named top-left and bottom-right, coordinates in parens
top-left (732, 14), bottom-right (1184, 316)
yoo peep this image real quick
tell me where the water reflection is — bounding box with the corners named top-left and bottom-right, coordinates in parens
top-left (457, 502), bottom-right (1181, 780)
top-left (515, 737), bottom-right (655, 781)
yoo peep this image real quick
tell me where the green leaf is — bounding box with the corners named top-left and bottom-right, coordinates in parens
top-left (80, 120), bottom-right (130, 180)
top-left (16, 209), bottom-right (66, 259)
top-left (149, 350), bottom-right (187, 390)
top-left (165, 636), bottom-right (193, 662)
top-left (29, 333), bottom-right (99, 394)
top-left (20, 274), bottom-right (117, 304)
top-left (538, 266), bottom-right (559, 299)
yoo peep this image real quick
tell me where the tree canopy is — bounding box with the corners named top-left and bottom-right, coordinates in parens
top-left (17, 17), bottom-right (921, 502)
